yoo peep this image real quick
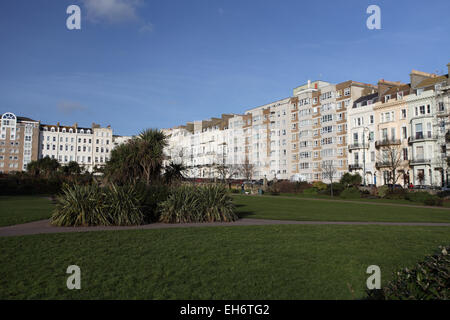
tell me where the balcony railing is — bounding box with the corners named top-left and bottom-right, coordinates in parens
top-left (348, 164), bottom-right (362, 171)
top-left (408, 133), bottom-right (437, 143)
top-left (375, 139), bottom-right (401, 148)
top-left (348, 143), bottom-right (369, 151)
top-left (375, 161), bottom-right (392, 168)
top-left (409, 158), bottom-right (432, 165)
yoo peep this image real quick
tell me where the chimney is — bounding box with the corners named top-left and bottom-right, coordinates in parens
top-left (448, 63), bottom-right (450, 86)
top-left (307, 80), bottom-right (311, 88)
top-left (410, 70), bottom-right (436, 89)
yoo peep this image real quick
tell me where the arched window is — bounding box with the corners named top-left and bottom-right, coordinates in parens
top-left (51, 127), bottom-right (55, 132)
top-left (69, 129), bottom-right (73, 133)
top-left (87, 129), bottom-right (91, 134)
top-left (62, 128), bottom-right (66, 133)
top-left (1, 112), bottom-right (16, 127)
top-left (80, 129), bottom-right (84, 134)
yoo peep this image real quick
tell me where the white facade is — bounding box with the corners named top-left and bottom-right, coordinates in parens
top-left (39, 123), bottom-right (113, 172)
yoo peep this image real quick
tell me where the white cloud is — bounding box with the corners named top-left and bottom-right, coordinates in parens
top-left (82, 0), bottom-right (143, 24)
top-left (139, 22), bottom-right (154, 33)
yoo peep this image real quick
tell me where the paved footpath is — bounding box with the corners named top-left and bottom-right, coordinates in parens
top-left (1, 218), bottom-right (449, 237)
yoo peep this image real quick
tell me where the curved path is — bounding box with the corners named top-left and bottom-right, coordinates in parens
top-left (1, 218), bottom-right (449, 237)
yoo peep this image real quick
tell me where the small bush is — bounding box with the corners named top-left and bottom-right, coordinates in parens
top-left (405, 192), bottom-right (443, 207)
top-left (339, 187), bottom-right (361, 199)
top-left (377, 185), bottom-right (389, 198)
top-left (385, 189), bottom-right (407, 200)
top-left (51, 184), bottom-right (145, 226)
top-left (366, 246), bottom-right (450, 300)
top-left (136, 183), bottom-right (170, 222)
top-left (276, 181), bottom-right (312, 194)
top-left (159, 184), bottom-right (237, 223)
top-left (312, 181), bottom-right (327, 191)
top-left (303, 187), bottom-right (318, 195)
top-left (327, 182), bottom-right (345, 196)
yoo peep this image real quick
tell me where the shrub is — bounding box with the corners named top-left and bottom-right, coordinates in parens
top-left (327, 182), bottom-right (345, 196)
top-left (366, 246), bottom-right (450, 300)
top-left (159, 184), bottom-right (237, 223)
top-left (158, 185), bottom-right (200, 223)
top-left (377, 185), bottom-right (389, 198)
top-left (276, 181), bottom-right (312, 194)
top-left (312, 181), bottom-right (327, 191)
top-left (340, 173), bottom-right (362, 188)
top-left (303, 187), bottom-right (318, 195)
top-left (198, 184), bottom-right (237, 222)
top-left (136, 183), bottom-right (170, 222)
top-left (339, 187), bottom-right (361, 199)
top-left (51, 184), bottom-right (144, 226)
top-left (385, 189), bottom-right (407, 200)
top-left (405, 192), bottom-right (443, 207)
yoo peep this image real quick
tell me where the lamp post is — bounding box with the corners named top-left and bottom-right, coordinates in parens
top-left (362, 126), bottom-right (370, 186)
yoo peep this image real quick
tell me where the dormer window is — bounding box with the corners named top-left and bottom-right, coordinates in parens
top-left (385, 95), bottom-right (391, 103)
top-left (397, 92), bottom-right (403, 100)
top-left (51, 127), bottom-right (55, 132)
top-left (62, 128), bottom-right (66, 133)
top-left (417, 88), bottom-right (424, 95)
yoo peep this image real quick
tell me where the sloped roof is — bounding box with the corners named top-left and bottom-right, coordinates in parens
top-left (416, 75), bottom-right (448, 89)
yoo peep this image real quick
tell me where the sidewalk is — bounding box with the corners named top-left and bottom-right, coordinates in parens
top-left (1, 218), bottom-right (449, 237)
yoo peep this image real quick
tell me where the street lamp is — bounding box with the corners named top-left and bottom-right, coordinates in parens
top-left (362, 126), bottom-right (370, 186)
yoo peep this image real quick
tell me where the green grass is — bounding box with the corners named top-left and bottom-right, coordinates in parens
top-left (234, 195), bottom-right (450, 223)
top-left (0, 225), bottom-right (449, 300)
top-left (270, 192), bottom-right (427, 205)
top-left (0, 196), bottom-right (54, 227)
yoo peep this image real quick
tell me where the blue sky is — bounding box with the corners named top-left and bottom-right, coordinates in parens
top-left (0, 0), bottom-right (449, 136)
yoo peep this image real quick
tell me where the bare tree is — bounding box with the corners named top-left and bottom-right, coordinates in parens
top-left (321, 161), bottom-right (337, 197)
top-left (214, 153), bottom-right (239, 186)
top-left (239, 158), bottom-right (255, 181)
top-left (377, 144), bottom-right (404, 188)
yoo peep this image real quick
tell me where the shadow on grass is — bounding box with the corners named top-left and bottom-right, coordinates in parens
top-left (234, 204), bottom-right (256, 218)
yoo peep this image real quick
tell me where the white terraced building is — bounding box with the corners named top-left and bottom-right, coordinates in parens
top-left (38, 122), bottom-right (114, 172)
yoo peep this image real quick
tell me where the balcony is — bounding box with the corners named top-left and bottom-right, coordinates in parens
top-left (408, 133), bottom-right (437, 143)
top-left (375, 161), bottom-right (392, 168)
top-left (348, 143), bottom-right (368, 151)
top-left (349, 164), bottom-right (362, 171)
top-left (375, 139), bottom-right (401, 149)
top-left (409, 157), bottom-right (432, 165)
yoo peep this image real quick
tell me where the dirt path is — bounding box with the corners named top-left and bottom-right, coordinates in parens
top-left (240, 194), bottom-right (450, 210)
top-left (0, 218), bottom-right (449, 237)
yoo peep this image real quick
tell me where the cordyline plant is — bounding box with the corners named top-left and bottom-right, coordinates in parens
top-left (366, 246), bottom-right (449, 300)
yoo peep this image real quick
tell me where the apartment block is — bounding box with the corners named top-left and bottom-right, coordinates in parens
top-left (406, 70), bottom-right (449, 186)
top-left (39, 122), bottom-right (113, 172)
top-left (290, 80), bottom-right (375, 182)
top-left (0, 112), bottom-right (40, 173)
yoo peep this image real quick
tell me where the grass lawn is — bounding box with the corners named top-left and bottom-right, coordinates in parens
top-left (233, 195), bottom-right (450, 223)
top-left (280, 193), bottom-right (417, 205)
top-left (0, 225), bottom-right (449, 300)
top-left (0, 196), bottom-right (54, 227)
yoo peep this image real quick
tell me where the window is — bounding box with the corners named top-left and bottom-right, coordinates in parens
top-left (403, 148), bottom-right (408, 160)
top-left (344, 88), bottom-right (350, 96)
top-left (415, 123), bottom-right (423, 139)
top-left (401, 109), bottom-right (406, 119)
